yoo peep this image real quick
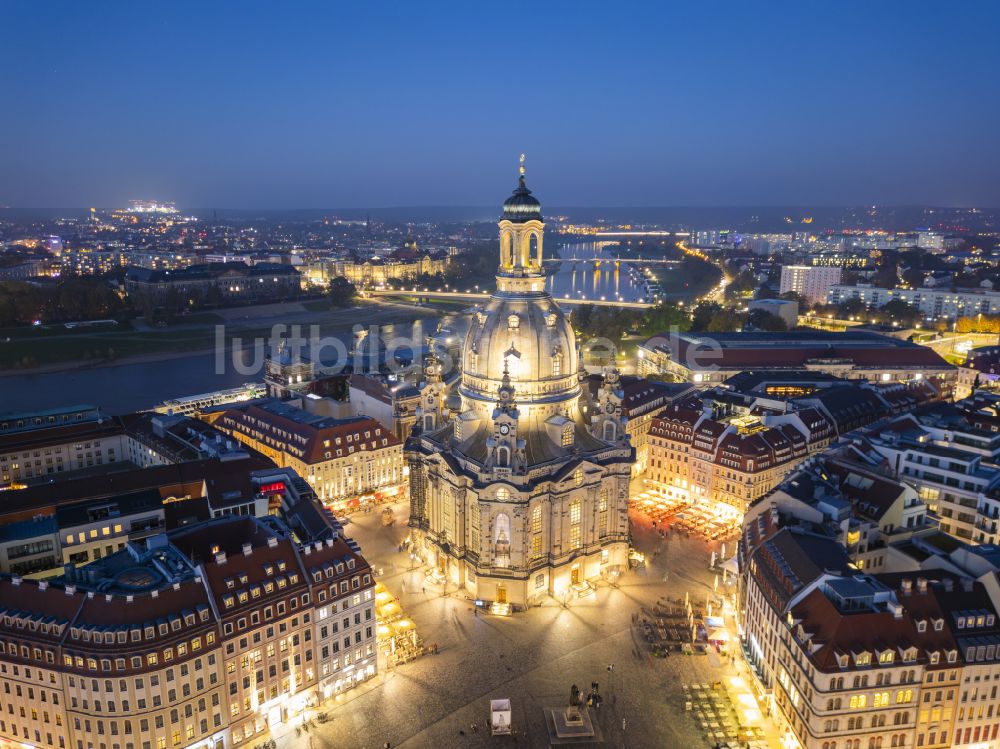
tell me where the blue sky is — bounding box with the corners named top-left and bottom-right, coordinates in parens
top-left (1, 1), bottom-right (998, 208)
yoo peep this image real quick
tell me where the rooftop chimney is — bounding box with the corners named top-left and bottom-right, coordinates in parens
top-left (215, 552), bottom-right (227, 565)
top-left (916, 577), bottom-right (927, 594)
top-left (242, 543), bottom-right (253, 556)
top-left (901, 579), bottom-right (913, 595)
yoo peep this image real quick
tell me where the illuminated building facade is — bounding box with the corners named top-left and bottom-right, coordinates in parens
top-left (738, 510), bottom-right (1000, 749)
top-left (0, 512), bottom-right (375, 749)
top-left (406, 162), bottom-right (632, 610)
top-left (648, 394), bottom-right (833, 512)
top-left (780, 265), bottom-right (843, 305)
top-left (215, 401), bottom-right (404, 504)
top-left (124, 264), bottom-right (300, 308)
top-left (827, 285), bottom-right (1000, 322)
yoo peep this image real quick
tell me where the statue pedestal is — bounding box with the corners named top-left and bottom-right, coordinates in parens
top-left (544, 704), bottom-right (600, 744)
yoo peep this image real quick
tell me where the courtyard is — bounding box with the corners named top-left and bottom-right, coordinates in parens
top-left (285, 500), bottom-right (766, 749)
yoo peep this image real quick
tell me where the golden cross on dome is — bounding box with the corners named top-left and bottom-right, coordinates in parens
top-left (519, 153), bottom-right (525, 176)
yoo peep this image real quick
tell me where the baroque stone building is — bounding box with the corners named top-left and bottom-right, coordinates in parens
top-left (405, 161), bottom-right (632, 610)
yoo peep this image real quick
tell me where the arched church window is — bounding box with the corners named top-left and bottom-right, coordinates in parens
top-left (503, 232), bottom-right (515, 267)
top-left (494, 513), bottom-right (511, 568)
top-left (603, 422), bottom-right (617, 441)
top-left (496, 487), bottom-right (510, 501)
top-left (424, 414), bottom-right (435, 432)
top-left (497, 446), bottom-right (510, 467)
top-left (552, 354), bottom-right (562, 377)
top-left (561, 424), bottom-right (573, 447)
top-left (528, 233), bottom-right (539, 265)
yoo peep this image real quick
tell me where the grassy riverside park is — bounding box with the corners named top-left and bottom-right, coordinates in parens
top-left (0, 301), bottom-right (437, 372)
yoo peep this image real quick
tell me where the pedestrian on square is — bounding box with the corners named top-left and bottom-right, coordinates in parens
top-left (622, 717), bottom-right (627, 732)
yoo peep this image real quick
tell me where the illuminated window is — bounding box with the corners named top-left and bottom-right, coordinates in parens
top-left (569, 500), bottom-right (581, 525)
top-left (531, 506), bottom-right (542, 533)
top-left (569, 526), bottom-right (581, 549)
top-left (561, 424), bottom-right (573, 446)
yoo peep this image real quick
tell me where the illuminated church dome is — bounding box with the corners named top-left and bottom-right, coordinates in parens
top-left (459, 156), bottom-right (578, 421)
top-left (405, 158), bottom-right (631, 612)
top-left (501, 176), bottom-right (542, 223)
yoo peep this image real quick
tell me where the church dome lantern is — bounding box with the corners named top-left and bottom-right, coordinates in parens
top-left (458, 156), bottom-right (579, 421)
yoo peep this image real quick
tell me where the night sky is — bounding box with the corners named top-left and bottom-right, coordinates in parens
top-left (2, 1), bottom-right (999, 210)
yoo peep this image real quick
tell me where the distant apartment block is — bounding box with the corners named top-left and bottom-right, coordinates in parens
top-left (827, 284), bottom-right (1000, 321)
top-left (780, 265), bottom-right (843, 304)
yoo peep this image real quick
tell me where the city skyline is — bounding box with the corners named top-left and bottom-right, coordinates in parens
top-left (2, 2), bottom-right (1000, 209)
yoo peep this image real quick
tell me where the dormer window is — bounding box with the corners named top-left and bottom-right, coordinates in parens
top-left (929, 652), bottom-right (940, 664)
top-left (916, 620), bottom-right (927, 633)
top-left (508, 314), bottom-right (520, 330)
top-left (879, 651), bottom-right (894, 664)
top-left (855, 652), bottom-right (871, 666)
top-left (933, 619), bottom-right (943, 631)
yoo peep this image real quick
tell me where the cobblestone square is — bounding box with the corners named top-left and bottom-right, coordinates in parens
top-left (287, 500), bottom-right (758, 749)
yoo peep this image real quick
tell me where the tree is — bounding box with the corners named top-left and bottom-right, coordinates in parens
top-left (691, 301), bottom-right (746, 331)
top-left (956, 314), bottom-right (1000, 333)
top-left (724, 270), bottom-right (757, 300)
top-left (878, 299), bottom-right (921, 328)
top-left (747, 309), bottom-right (788, 331)
top-left (836, 298), bottom-right (868, 319)
top-left (328, 276), bottom-right (357, 308)
top-left (571, 303), bottom-right (595, 332)
top-left (778, 291), bottom-right (806, 306)
top-left (205, 284), bottom-right (224, 307)
top-left (640, 302), bottom-right (690, 335)
top-left (705, 309), bottom-right (746, 332)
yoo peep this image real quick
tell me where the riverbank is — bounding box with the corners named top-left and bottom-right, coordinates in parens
top-left (0, 300), bottom-right (436, 376)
